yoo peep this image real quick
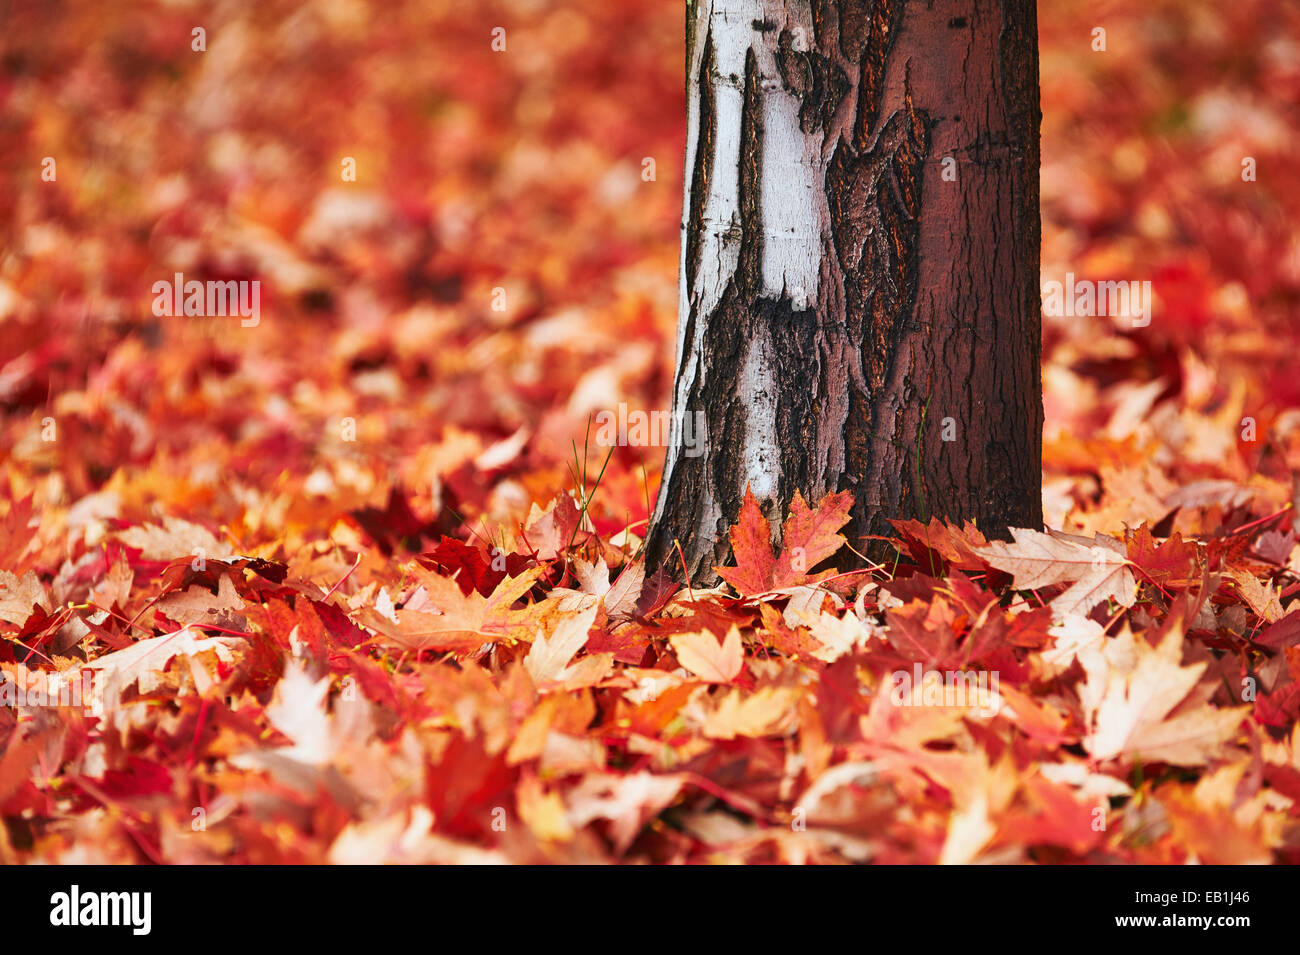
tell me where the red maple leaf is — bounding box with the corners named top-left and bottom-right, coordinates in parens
top-left (716, 488), bottom-right (854, 596)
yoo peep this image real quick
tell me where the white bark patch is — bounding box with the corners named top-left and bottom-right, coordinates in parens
top-left (739, 335), bottom-right (780, 500)
top-left (758, 93), bottom-right (822, 311)
top-left (693, 0), bottom-right (826, 315)
top-left (756, 2), bottom-right (824, 312)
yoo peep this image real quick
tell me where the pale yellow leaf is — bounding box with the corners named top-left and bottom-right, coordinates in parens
top-left (671, 626), bottom-right (743, 683)
top-left (524, 602), bottom-right (598, 684)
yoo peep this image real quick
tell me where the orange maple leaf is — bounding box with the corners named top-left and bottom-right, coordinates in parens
top-left (716, 488), bottom-right (854, 597)
top-left (670, 627), bottom-right (744, 683)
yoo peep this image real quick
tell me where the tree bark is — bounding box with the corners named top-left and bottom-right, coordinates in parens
top-left (645, 0), bottom-right (1043, 583)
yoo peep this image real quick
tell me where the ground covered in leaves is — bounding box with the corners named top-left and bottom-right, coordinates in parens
top-left (2, 0), bottom-right (1300, 863)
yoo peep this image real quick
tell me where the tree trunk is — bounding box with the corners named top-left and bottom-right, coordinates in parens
top-left (645, 0), bottom-right (1042, 582)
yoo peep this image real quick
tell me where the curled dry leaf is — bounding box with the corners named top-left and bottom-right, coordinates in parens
top-left (977, 528), bottom-right (1138, 620)
top-left (0, 570), bottom-right (49, 626)
top-left (86, 628), bottom-right (245, 715)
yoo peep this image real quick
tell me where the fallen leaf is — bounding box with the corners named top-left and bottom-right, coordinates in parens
top-left (1080, 626), bottom-right (1247, 766)
top-left (670, 626), bottom-right (743, 683)
top-left (978, 528), bottom-right (1138, 619)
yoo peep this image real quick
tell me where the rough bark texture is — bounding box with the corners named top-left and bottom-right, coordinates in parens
top-left (646, 0), bottom-right (1043, 582)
